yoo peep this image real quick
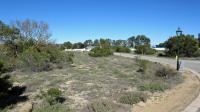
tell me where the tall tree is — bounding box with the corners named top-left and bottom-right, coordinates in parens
top-left (135, 35), bottom-right (150, 46)
top-left (93, 39), bottom-right (100, 46)
top-left (100, 39), bottom-right (110, 48)
top-left (14, 19), bottom-right (51, 44)
top-left (115, 40), bottom-right (127, 46)
top-left (84, 39), bottom-right (93, 47)
top-left (127, 36), bottom-right (135, 48)
top-left (134, 35), bottom-right (154, 55)
top-left (63, 41), bottom-right (72, 49)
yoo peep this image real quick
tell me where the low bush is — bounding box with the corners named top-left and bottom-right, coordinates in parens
top-left (119, 92), bottom-right (147, 105)
top-left (138, 82), bottom-right (168, 92)
top-left (136, 57), bottom-right (148, 73)
top-left (85, 100), bottom-right (123, 112)
top-left (40, 88), bottom-right (64, 105)
top-left (113, 46), bottom-right (131, 53)
top-left (155, 66), bottom-right (177, 79)
top-left (18, 45), bottom-right (73, 72)
top-left (89, 47), bottom-right (113, 57)
top-left (18, 47), bottom-right (51, 72)
top-left (0, 61), bottom-right (12, 101)
top-left (193, 49), bottom-right (200, 57)
top-left (135, 45), bottom-right (156, 55)
top-left (33, 103), bottom-right (72, 112)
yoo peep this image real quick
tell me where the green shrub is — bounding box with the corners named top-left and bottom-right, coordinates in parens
top-left (89, 47), bottom-right (113, 57)
top-left (85, 99), bottom-right (126, 112)
top-left (119, 92), bottom-right (147, 105)
top-left (193, 49), bottom-right (200, 57)
top-left (40, 88), bottom-right (63, 105)
top-left (136, 57), bottom-right (148, 73)
top-left (138, 82), bottom-right (168, 92)
top-left (155, 66), bottom-right (177, 78)
top-left (18, 47), bottom-right (51, 72)
top-left (135, 45), bottom-right (156, 55)
top-left (18, 45), bottom-right (73, 72)
top-left (113, 46), bottom-right (131, 53)
top-left (47, 88), bottom-right (61, 98)
top-left (0, 61), bottom-right (12, 101)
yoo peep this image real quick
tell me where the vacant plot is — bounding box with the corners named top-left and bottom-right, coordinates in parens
top-left (7, 53), bottom-right (184, 112)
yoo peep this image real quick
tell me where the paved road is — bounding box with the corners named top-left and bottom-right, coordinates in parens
top-left (114, 53), bottom-right (200, 112)
top-left (114, 53), bottom-right (200, 75)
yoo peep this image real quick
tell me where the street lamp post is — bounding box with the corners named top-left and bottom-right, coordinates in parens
top-left (176, 27), bottom-right (182, 71)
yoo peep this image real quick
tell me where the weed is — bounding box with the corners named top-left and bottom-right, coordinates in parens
top-left (119, 92), bottom-right (147, 105)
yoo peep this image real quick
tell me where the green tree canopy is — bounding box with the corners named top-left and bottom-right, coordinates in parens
top-left (135, 35), bottom-right (150, 46)
top-left (127, 36), bottom-right (135, 48)
top-left (165, 35), bottom-right (199, 57)
top-left (63, 41), bottom-right (72, 49)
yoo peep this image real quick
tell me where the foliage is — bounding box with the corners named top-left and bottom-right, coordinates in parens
top-left (164, 35), bottom-right (199, 57)
top-left (85, 100), bottom-right (119, 112)
top-left (127, 36), bottom-right (135, 48)
top-left (62, 41), bottom-right (72, 49)
top-left (18, 47), bottom-right (51, 72)
top-left (100, 39), bottom-right (111, 48)
top-left (135, 57), bottom-right (148, 73)
top-left (72, 42), bottom-right (84, 49)
top-left (113, 46), bottom-right (131, 53)
top-left (84, 39), bottom-right (93, 47)
top-left (133, 35), bottom-right (156, 55)
top-left (138, 82), bottom-right (168, 92)
top-left (135, 45), bottom-right (156, 55)
top-left (0, 61), bottom-right (12, 101)
top-left (135, 35), bottom-right (150, 46)
top-left (155, 66), bottom-right (178, 79)
top-left (193, 49), bottom-right (200, 57)
top-left (33, 103), bottom-right (72, 112)
top-left (0, 20), bottom-right (73, 72)
top-left (119, 92), bottom-right (147, 105)
top-left (41, 88), bottom-right (63, 105)
top-left (89, 47), bottom-right (113, 57)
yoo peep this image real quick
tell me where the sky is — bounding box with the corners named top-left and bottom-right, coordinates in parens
top-left (0, 0), bottom-right (200, 45)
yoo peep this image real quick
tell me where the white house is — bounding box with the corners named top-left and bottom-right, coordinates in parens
top-left (153, 47), bottom-right (166, 51)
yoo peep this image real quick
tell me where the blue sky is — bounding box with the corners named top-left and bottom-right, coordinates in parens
top-left (0, 0), bottom-right (199, 45)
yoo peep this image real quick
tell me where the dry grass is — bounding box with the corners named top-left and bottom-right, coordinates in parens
top-left (10, 52), bottom-right (183, 111)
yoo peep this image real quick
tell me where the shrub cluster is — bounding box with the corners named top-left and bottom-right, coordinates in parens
top-left (33, 103), bottom-right (71, 112)
top-left (135, 57), bottom-right (148, 73)
top-left (18, 45), bottom-right (73, 72)
top-left (155, 66), bottom-right (177, 79)
top-left (119, 92), bottom-right (147, 105)
top-left (113, 46), bottom-right (131, 53)
top-left (0, 61), bottom-right (12, 102)
top-left (138, 82), bottom-right (168, 92)
top-left (40, 88), bottom-right (64, 105)
top-left (135, 45), bottom-right (156, 55)
top-left (89, 47), bottom-right (113, 57)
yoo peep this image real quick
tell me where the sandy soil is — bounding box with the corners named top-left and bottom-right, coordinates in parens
top-left (133, 71), bottom-right (200, 112)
